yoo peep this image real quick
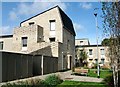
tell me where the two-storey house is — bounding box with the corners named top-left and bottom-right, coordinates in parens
top-left (0, 6), bottom-right (76, 71)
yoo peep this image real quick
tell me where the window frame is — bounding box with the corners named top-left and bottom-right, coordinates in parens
top-left (50, 20), bottom-right (55, 31)
top-left (101, 58), bottom-right (105, 64)
top-left (29, 22), bottom-right (35, 25)
top-left (49, 37), bottom-right (55, 42)
top-left (89, 49), bottom-right (93, 55)
top-left (100, 49), bottom-right (105, 55)
top-left (0, 41), bottom-right (3, 50)
top-left (22, 37), bottom-right (28, 47)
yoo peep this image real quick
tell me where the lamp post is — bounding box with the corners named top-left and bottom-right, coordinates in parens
top-left (94, 8), bottom-right (100, 78)
top-left (62, 52), bottom-right (63, 70)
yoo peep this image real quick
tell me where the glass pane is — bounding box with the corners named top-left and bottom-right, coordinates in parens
top-left (22, 37), bottom-right (27, 47)
top-left (50, 21), bottom-right (55, 31)
top-left (0, 42), bottom-right (3, 50)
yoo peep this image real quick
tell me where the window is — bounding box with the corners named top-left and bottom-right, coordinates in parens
top-left (50, 20), bottom-right (55, 31)
top-left (95, 59), bottom-right (98, 64)
top-left (29, 22), bottom-right (34, 25)
top-left (101, 58), bottom-right (105, 64)
top-left (80, 41), bottom-right (83, 45)
top-left (67, 40), bottom-right (69, 50)
top-left (89, 49), bottom-right (92, 55)
top-left (80, 50), bottom-right (83, 52)
top-left (0, 41), bottom-right (3, 50)
top-left (89, 59), bottom-right (93, 61)
top-left (49, 38), bottom-right (55, 42)
top-left (22, 37), bottom-right (27, 47)
top-left (101, 49), bottom-right (105, 55)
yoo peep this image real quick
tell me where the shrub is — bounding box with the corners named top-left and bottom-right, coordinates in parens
top-left (92, 64), bottom-right (97, 69)
top-left (44, 74), bottom-right (63, 87)
top-left (101, 65), bottom-right (110, 70)
top-left (72, 67), bottom-right (75, 72)
top-left (103, 74), bottom-right (114, 87)
top-left (2, 78), bottom-right (42, 87)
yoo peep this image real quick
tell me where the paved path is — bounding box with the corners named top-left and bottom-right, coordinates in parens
top-left (0, 70), bottom-right (103, 86)
top-left (32, 70), bottom-right (103, 82)
top-left (59, 70), bottom-right (103, 82)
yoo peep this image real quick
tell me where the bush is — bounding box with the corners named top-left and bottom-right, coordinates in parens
top-left (2, 78), bottom-right (42, 87)
top-left (92, 64), bottom-right (97, 69)
top-left (72, 67), bottom-right (75, 72)
top-left (103, 74), bottom-right (114, 87)
top-left (44, 74), bottom-right (63, 87)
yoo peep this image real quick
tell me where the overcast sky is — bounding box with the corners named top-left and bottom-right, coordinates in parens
top-left (1, 1), bottom-right (106, 45)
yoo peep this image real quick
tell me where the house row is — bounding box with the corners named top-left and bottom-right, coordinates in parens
top-left (75, 39), bottom-right (110, 68)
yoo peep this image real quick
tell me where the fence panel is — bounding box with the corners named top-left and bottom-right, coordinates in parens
top-left (33, 55), bottom-right (42, 76)
top-left (0, 52), bottom-right (58, 82)
top-left (43, 56), bottom-right (58, 75)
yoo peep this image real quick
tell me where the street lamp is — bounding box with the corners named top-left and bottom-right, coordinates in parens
top-left (94, 8), bottom-right (100, 78)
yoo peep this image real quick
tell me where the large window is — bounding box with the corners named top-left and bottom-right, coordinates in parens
top-left (89, 49), bottom-right (92, 55)
top-left (101, 49), bottom-right (105, 55)
top-left (0, 41), bottom-right (3, 50)
top-left (22, 37), bottom-right (27, 47)
top-left (50, 20), bottom-right (55, 31)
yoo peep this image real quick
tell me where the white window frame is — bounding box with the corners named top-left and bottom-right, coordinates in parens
top-left (101, 49), bottom-right (105, 55)
top-left (0, 41), bottom-right (3, 50)
top-left (50, 20), bottom-right (55, 31)
top-left (89, 49), bottom-right (92, 55)
top-left (21, 37), bottom-right (28, 51)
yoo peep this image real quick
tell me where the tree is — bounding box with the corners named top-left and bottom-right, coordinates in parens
top-left (101, 38), bottom-right (110, 46)
top-left (75, 48), bottom-right (88, 67)
top-left (102, 1), bottom-right (120, 87)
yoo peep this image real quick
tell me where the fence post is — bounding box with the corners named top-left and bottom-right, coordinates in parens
top-left (41, 55), bottom-right (44, 75)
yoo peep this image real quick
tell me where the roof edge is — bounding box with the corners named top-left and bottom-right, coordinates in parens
top-left (20, 5), bottom-right (59, 26)
top-left (0, 35), bottom-right (13, 38)
top-left (75, 45), bottom-right (108, 47)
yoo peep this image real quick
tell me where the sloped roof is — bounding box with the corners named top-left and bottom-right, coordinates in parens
top-left (58, 7), bottom-right (76, 36)
top-left (20, 5), bottom-right (76, 36)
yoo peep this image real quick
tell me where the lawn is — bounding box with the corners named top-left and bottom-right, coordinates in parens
top-left (87, 69), bottom-right (112, 78)
top-left (57, 81), bottom-right (109, 87)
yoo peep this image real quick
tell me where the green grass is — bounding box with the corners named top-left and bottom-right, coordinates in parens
top-left (57, 80), bottom-right (108, 87)
top-left (87, 69), bottom-right (112, 78)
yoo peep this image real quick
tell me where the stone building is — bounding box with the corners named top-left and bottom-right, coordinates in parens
top-left (75, 39), bottom-right (110, 68)
top-left (0, 6), bottom-right (76, 71)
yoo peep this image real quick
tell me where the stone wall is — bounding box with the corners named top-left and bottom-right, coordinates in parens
top-left (20, 7), bottom-right (63, 43)
top-left (0, 37), bottom-right (13, 51)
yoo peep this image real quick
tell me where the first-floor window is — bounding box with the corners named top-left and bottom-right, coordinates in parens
top-left (49, 37), bottom-right (55, 42)
top-left (101, 58), bottom-right (105, 64)
top-left (22, 37), bottom-right (27, 47)
top-left (80, 41), bottom-right (83, 45)
top-left (89, 49), bottom-right (92, 55)
top-left (0, 41), bottom-right (3, 50)
top-left (95, 59), bottom-right (98, 64)
top-left (101, 49), bottom-right (105, 55)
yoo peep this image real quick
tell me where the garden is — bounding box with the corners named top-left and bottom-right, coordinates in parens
top-left (2, 69), bottom-right (114, 87)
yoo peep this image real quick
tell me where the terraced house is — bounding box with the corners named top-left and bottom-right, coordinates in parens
top-left (0, 6), bottom-right (76, 71)
top-left (75, 39), bottom-right (110, 68)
